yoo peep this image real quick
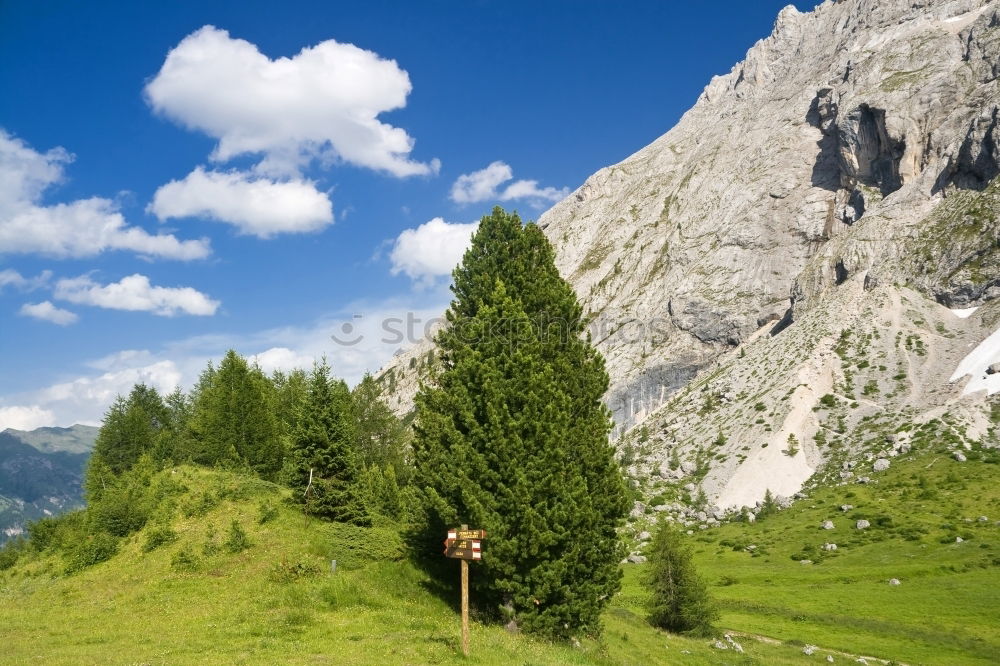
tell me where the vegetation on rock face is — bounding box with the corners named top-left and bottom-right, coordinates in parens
top-left (411, 207), bottom-right (629, 638)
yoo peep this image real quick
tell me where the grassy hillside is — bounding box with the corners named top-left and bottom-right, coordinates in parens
top-left (0, 466), bottom-right (809, 665)
top-left (1, 453), bottom-right (997, 665)
top-left (683, 446), bottom-right (1000, 665)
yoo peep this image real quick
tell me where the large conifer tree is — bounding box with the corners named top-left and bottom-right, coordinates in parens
top-left (412, 207), bottom-right (628, 638)
top-left (88, 384), bottom-right (169, 476)
top-left (189, 350), bottom-right (283, 479)
top-left (351, 373), bottom-right (408, 475)
top-left (288, 361), bottom-right (368, 525)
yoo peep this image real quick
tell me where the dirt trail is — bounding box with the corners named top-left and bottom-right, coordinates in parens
top-left (724, 630), bottom-right (911, 666)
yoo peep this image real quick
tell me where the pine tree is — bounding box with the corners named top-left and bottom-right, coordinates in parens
top-left (646, 521), bottom-right (718, 636)
top-left (156, 387), bottom-right (193, 462)
top-left (88, 384), bottom-right (169, 479)
top-left (412, 207), bottom-right (628, 638)
top-left (758, 488), bottom-right (779, 519)
top-left (271, 368), bottom-right (308, 481)
top-left (288, 361), bottom-right (367, 525)
top-left (351, 373), bottom-right (408, 478)
top-left (272, 368), bottom-right (308, 437)
top-left (189, 350), bottom-right (283, 479)
top-left (359, 463), bottom-right (403, 520)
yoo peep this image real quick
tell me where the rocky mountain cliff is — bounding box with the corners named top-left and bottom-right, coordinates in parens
top-left (380, 0), bottom-right (1000, 512)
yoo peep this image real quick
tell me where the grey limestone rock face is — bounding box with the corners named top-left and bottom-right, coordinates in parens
top-left (376, 0), bottom-right (1000, 513)
top-left (536, 0), bottom-right (1000, 431)
top-left (382, 1), bottom-right (1000, 432)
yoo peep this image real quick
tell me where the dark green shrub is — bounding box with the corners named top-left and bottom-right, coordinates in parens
top-left (224, 520), bottom-right (251, 553)
top-left (873, 515), bottom-right (895, 528)
top-left (27, 516), bottom-right (62, 552)
top-left (0, 538), bottom-right (26, 570)
top-left (90, 488), bottom-right (151, 537)
top-left (269, 558), bottom-right (322, 583)
top-left (88, 455), bottom-right (182, 538)
top-left (26, 511), bottom-right (88, 553)
top-left (66, 532), bottom-right (119, 573)
top-left (143, 525), bottom-right (178, 552)
top-left (258, 501), bottom-right (279, 524)
top-left (183, 491), bottom-right (220, 518)
top-left (202, 523), bottom-right (220, 556)
top-left (171, 545), bottom-right (199, 571)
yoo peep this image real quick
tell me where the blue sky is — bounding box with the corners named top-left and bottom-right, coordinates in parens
top-left (0, 0), bottom-right (811, 429)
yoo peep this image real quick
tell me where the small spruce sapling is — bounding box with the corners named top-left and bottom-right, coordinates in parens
top-left (646, 521), bottom-right (718, 636)
top-left (783, 433), bottom-right (800, 457)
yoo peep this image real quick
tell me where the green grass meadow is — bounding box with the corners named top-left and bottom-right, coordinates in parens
top-left (2, 450), bottom-right (998, 665)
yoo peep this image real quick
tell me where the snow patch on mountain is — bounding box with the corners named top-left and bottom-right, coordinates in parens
top-left (950, 327), bottom-right (1000, 396)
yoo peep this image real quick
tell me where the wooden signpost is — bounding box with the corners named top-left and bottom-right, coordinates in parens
top-left (443, 524), bottom-right (486, 656)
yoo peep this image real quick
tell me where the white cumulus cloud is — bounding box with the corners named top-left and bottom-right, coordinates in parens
top-left (0, 130), bottom-right (210, 260)
top-left (0, 405), bottom-right (56, 431)
top-left (54, 274), bottom-right (220, 317)
top-left (390, 217), bottom-right (478, 286)
top-left (19, 301), bottom-right (78, 326)
top-left (449, 161), bottom-right (568, 206)
top-left (0, 269), bottom-right (22, 289)
top-left (32, 359), bottom-right (183, 427)
top-left (0, 268), bottom-right (51, 292)
top-left (145, 25), bottom-right (438, 178)
top-left (250, 347), bottom-right (317, 375)
top-left (148, 166), bottom-right (334, 238)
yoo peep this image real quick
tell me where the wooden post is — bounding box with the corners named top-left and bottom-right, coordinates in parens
top-left (460, 524), bottom-right (470, 656)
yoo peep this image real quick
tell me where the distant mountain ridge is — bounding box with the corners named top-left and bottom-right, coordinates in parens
top-left (0, 424), bottom-right (97, 541)
top-left (4, 424), bottom-right (99, 455)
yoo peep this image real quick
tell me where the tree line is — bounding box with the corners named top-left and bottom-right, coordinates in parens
top-left (87, 352), bottom-right (410, 526)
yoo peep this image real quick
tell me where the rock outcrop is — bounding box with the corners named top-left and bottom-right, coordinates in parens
top-left (538, 0), bottom-right (1000, 431)
top-left (379, 0), bottom-right (1000, 508)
